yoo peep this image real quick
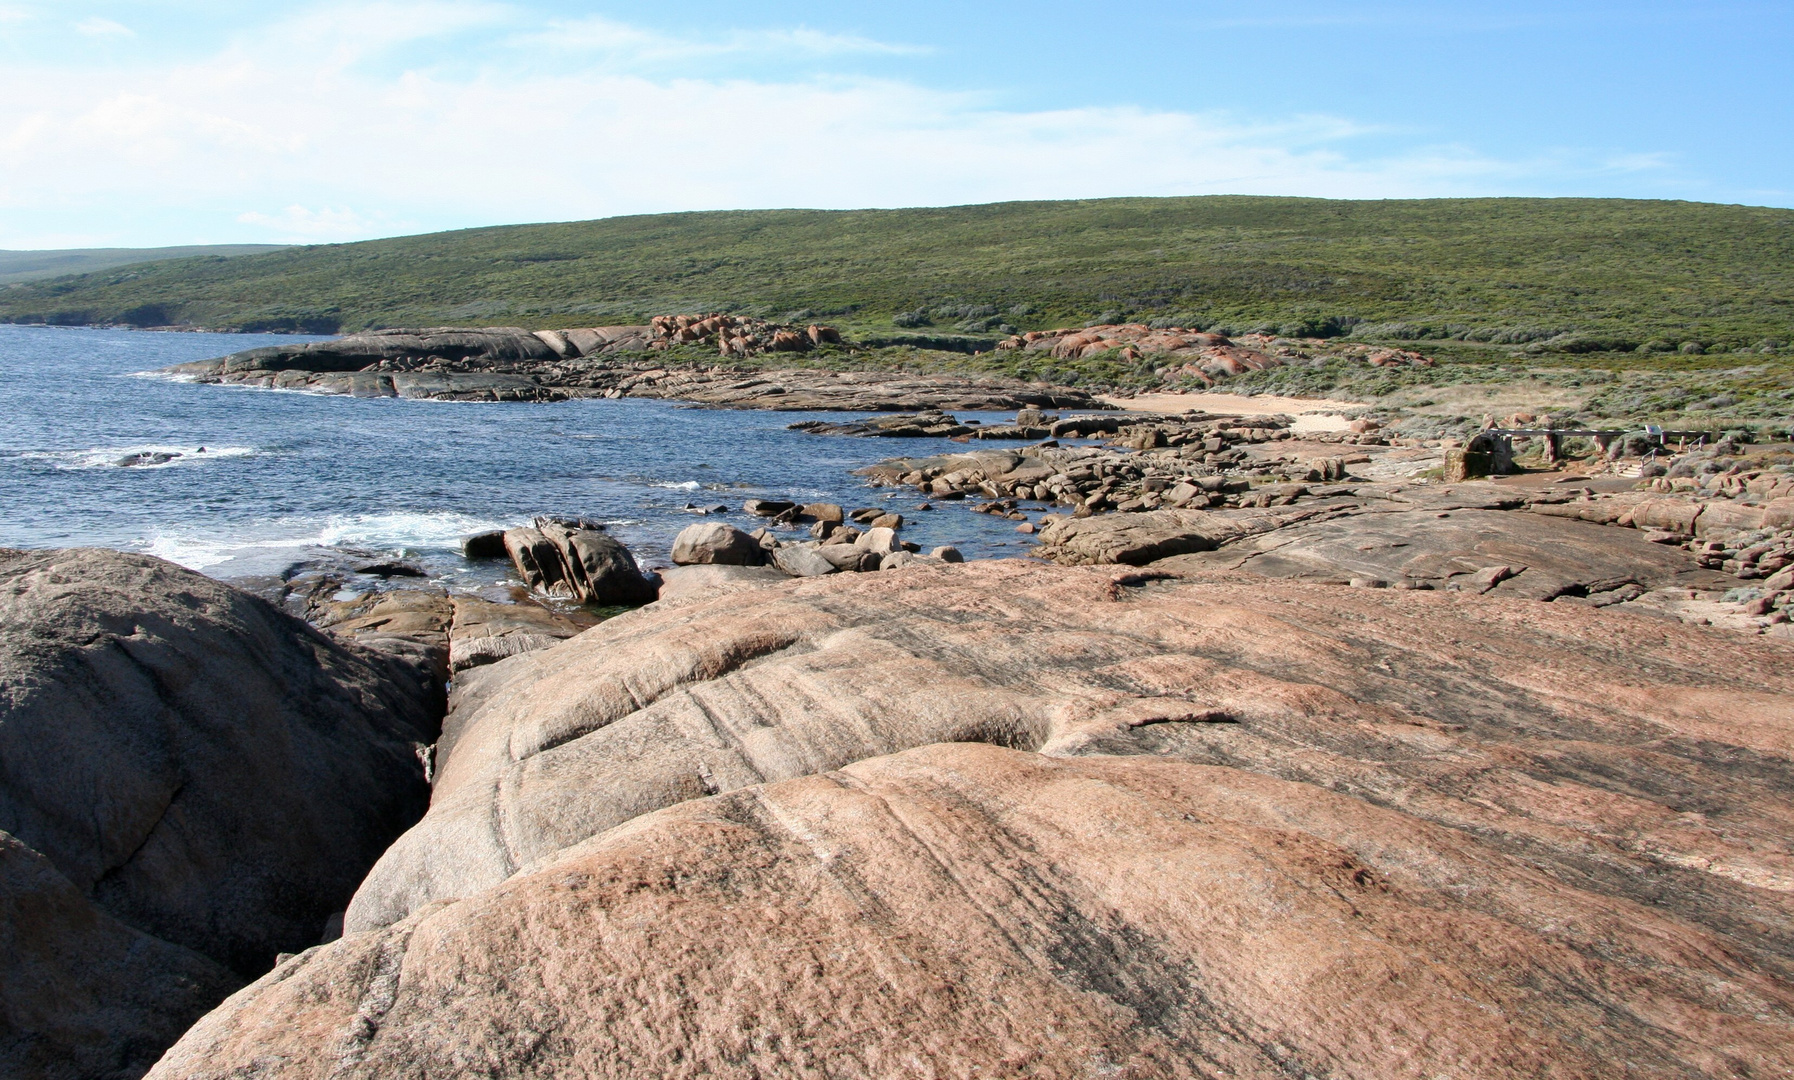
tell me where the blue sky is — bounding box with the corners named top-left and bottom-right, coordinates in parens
top-left (0, 1), bottom-right (1789, 248)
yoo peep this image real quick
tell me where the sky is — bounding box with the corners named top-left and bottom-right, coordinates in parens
top-left (0, 1), bottom-right (1789, 248)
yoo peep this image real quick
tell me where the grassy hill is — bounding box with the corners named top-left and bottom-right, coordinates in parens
top-left (0, 245), bottom-right (287, 285)
top-left (3, 198), bottom-right (1791, 359)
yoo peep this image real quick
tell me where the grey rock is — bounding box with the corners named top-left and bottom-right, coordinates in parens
top-left (461, 530), bottom-right (509, 560)
top-left (540, 523), bottom-right (658, 606)
top-left (0, 548), bottom-right (436, 1073)
top-left (818, 545), bottom-right (879, 573)
top-left (0, 831), bottom-right (240, 1080)
top-left (773, 545), bottom-right (838, 578)
top-left (744, 499), bottom-right (797, 518)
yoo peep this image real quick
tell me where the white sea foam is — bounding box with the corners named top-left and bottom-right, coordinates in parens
top-left (14, 444), bottom-right (260, 471)
top-left (651, 480), bottom-right (704, 491)
top-left (139, 533), bottom-right (319, 571)
top-left (140, 511), bottom-right (513, 573)
top-left (315, 511), bottom-right (511, 551)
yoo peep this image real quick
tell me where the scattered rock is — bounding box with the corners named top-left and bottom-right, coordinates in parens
top-left (164, 325), bottom-right (1110, 411)
top-left (669, 522), bottom-right (765, 567)
top-left (743, 499), bottom-right (796, 518)
top-left (460, 530), bottom-right (508, 560)
top-left (771, 544), bottom-right (837, 578)
top-left (351, 559), bottom-right (426, 578)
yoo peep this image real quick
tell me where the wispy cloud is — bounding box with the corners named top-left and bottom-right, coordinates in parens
top-left (0, 3), bottom-right (1677, 247)
top-left (247, 0), bottom-right (514, 67)
top-left (517, 15), bottom-right (925, 64)
top-left (74, 16), bottom-right (133, 37)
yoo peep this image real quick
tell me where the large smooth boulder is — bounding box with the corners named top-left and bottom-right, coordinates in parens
top-left (1, 831), bottom-right (239, 1080)
top-left (157, 712), bottom-right (1793, 1079)
top-left (541, 523), bottom-right (659, 606)
top-left (0, 548), bottom-right (438, 977)
top-left (342, 546), bottom-right (1794, 1040)
top-left (669, 521), bottom-right (764, 566)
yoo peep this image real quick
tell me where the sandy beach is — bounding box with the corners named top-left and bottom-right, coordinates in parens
top-left (1102, 391), bottom-right (1363, 432)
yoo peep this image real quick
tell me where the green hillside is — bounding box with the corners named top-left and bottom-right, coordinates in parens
top-left (3, 198), bottom-right (1791, 359)
top-left (0, 244), bottom-right (287, 285)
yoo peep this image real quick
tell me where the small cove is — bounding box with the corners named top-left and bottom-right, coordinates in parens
top-left (0, 324), bottom-right (1044, 588)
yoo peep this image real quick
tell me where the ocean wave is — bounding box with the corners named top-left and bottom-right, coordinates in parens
top-left (13, 444), bottom-right (260, 471)
top-left (140, 511), bottom-right (513, 573)
top-left (315, 511), bottom-right (512, 551)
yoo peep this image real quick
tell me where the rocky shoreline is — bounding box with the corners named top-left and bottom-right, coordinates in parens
top-left (7, 376), bottom-right (1794, 1076)
top-left (7, 543), bottom-right (1789, 1079)
top-left (160, 322), bottom-right (1110, 411)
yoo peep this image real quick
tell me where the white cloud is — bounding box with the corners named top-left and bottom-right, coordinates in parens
top-left (0, 3), bottom-right (1606, 246)
top-left (520, 16), bottom-right (925, 63)
top-left (74, 16), bottom-right (133, 37)
top-left (236, 205), bottom-right (388, 241)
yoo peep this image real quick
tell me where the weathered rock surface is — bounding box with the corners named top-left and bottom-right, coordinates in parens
top-left (1036, 502), bottom-right (1333, 565)
top-left (1, 831), bottom-right (239, 1080)
top-left (445, 595), bottom-right (591, 672)
top-left (157, 560), bottom-right (1794, 1078)
top-left (654, 563), bottom-right (789, 602)
top-left (1161, 505), bottom-right (1707, 599)
top-left (503, 520), bottom-right (658, 605)
top-left (0, 548), bottom-right (441, 1077)
top-left (788, 410), bottom-right (975, 438)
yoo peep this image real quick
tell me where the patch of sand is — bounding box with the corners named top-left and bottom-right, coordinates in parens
top-left (1103, 392), bottom-right (1361, 433)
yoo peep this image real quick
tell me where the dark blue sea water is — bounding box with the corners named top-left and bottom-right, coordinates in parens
top-left (0, 324), bottom-right (1039, 587)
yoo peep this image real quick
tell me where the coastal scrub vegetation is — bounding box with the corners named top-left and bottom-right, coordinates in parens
top-left (5, 195), bottom-right (1790, 429)
top-left (4, 196), bottom-right (1790, 349)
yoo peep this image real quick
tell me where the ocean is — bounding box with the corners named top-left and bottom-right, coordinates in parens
top-left (0, 324), bottom-right (1045, 589)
